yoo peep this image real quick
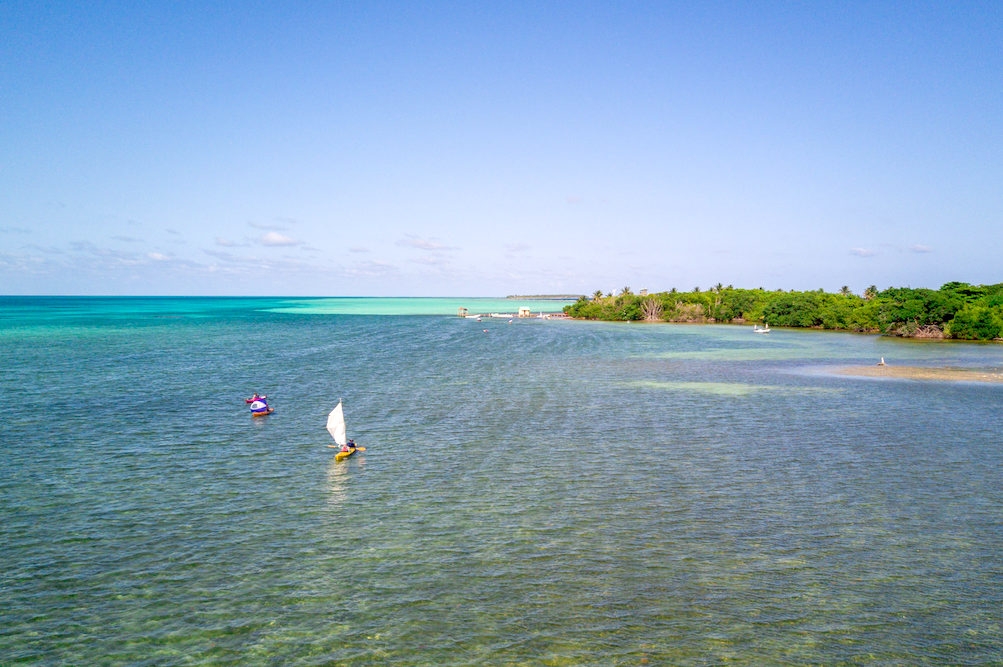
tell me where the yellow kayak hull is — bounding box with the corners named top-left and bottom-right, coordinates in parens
top-left (332, 446), bottom-right (366, 461)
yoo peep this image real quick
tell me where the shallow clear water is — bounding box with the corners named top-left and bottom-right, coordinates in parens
top-left (2, 297), bottom-right (1001, 665)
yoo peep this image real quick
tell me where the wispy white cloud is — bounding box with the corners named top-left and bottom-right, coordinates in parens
top-left (205, 250), bottom-right (279, 267)
top-left (344, 259), bottom-right (400, 278)
top-left (850, 247), bottom-right (875, 257)
top-left (396, 235), bottom-right (456, 251)
top-left (69, 241), bottom-right (146, 265)
top-left (910, 244), bottom-right (932, 253)
top-left (202, 248), bottom-right (316, 273)
top-left (215, 237), bottom-right (241, 247)
top-left (203, 249), bottom-right (252, 263)
top-left (260, 232), bottom-right (299, 247)
top-left (410, 254), bottom-right (450, 266)
top-left (24, 243), bottom-right (65, 255)
top-left (249, 221), bottom-right (287, 231)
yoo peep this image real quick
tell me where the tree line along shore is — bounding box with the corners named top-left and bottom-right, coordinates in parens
top-left (562, 282), bottom-right (1003, 341)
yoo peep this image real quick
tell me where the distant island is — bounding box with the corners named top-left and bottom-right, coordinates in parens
top-left (563, 282), bottom-right (1003, 341)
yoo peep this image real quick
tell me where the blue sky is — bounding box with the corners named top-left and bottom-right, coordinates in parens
top-left (2, 1), bottom-right (1000, 296)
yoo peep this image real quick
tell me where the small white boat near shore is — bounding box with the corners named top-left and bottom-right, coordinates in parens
top-left (754, 323), bottom-right (771, 333)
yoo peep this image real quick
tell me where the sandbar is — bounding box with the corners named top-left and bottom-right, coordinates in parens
top-left (837, 365), bottom-right (1003, 383)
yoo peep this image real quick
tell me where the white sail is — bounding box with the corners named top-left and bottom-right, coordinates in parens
top-left (327, 400), bottom-right (347, 446)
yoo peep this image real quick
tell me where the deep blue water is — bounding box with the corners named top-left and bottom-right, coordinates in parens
top-left (2, 296), bottom-right (1001, 665)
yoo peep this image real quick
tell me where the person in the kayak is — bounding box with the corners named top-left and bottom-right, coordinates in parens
top-left (340, 439), bottom-right (356, 453)
top-left (247, 393), bottom-right (270, 414)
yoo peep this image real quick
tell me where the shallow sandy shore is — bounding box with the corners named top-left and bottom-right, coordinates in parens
top-left (837, 365), bottom-right (1003, 383)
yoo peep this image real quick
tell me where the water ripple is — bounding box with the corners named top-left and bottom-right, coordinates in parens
top-left (2, 300), bottom-right (1002, 664)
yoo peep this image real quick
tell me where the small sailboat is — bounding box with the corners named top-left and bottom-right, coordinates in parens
top-left (753, 323), bottom-right (771, 333)
top-left (327, 399), bottom-right (365, 461)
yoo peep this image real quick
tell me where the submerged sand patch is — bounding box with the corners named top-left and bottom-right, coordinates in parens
top-left (837, 365), bottom-right (1003, 383)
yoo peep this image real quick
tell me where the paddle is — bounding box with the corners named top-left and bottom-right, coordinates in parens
top-left (327, 445), bottom-right (367, 452)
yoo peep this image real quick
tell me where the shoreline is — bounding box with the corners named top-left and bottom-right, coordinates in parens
top-left (836, 365), bottom-right (1003, 383)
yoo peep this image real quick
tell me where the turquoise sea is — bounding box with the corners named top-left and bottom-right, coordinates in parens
top-left (2, 296), bottom-right (1002, 665)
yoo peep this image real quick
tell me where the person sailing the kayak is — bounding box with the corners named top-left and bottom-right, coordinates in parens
top-left (340, 438), bottom-right (356, 453)
top-left (246, 392), bottom-right (270, 415)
